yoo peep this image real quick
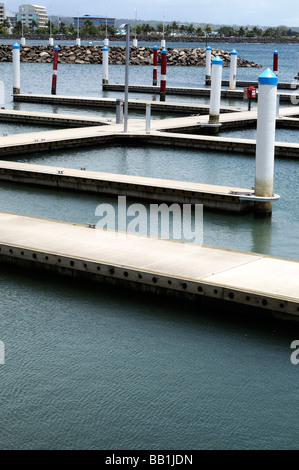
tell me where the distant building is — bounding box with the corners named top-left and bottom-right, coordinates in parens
top-left (0, 3), bottom-right (5, 23)
top-left (17, 4), bottom-right (48, 28)
top-left (5, 9), bottom-right (16, 29)
top-left (0, 3), bottom-right (16, 29)
top-left (73, 14), bottom-right (115, 29)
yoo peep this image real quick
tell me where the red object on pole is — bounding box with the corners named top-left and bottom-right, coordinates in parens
top-left (160, 48), bottom-right (167, 101)
top-left (51, 46), bottom-right (59, 95)
top-left (273, 50), bottom-right (278, 75)
top-left (153, 46), bottom-right (158, 86)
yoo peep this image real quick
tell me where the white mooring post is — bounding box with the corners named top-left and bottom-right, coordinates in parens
top-left (13, 43), bottom-right (20, 95)
top-left (229, 49), bottom-right (237, 90)
top-left (254, 68), bottom-right (278, 216)
top-left (295, 53), bottom-right (299, 79)
top-left (205, 46), bottom-right (211, 81)
top-left (209, 55), bottom-right (223, 125)
top-left (145, 104), bottom-right (151, 133)
top-left (102, 46), bottom-right (109, 86)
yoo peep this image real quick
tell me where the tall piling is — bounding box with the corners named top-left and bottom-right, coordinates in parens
top-left (229, 49), bottom-right (237, 90)
top-left (13, 43), bottom-right (20, 95)
top-left (254, 68), bottom-right (278, 216)
top-left (209, 56), bottom-right (223, 125)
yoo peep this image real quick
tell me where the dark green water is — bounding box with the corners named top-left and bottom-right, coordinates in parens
top-left (0, 51), bottom-right (299, 450)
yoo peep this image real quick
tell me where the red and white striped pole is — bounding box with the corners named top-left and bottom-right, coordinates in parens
top-left (153, 45), bottom-right (158, 86)
top-left (160, 48), bottom-right (167, 101)
top-left (51, 46), bottom-right (59, 95)
top-left (273, 50), bottom-right (278, 76)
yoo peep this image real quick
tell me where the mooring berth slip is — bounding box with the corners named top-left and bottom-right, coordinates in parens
top-left (102, 84), bottom-right (297, 102)
top-left (0, 109), bottom-right (114, 127)
top-left (0, 212), bottom-right (298, 318)
top-left (12, 93), bottom-right (243, 114)
top-left (0, 160), bottom-right (264, 212)
top-left (0, 125), bottom-right (298, 159)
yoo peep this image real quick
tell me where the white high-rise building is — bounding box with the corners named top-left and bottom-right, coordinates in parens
top-left (0, 3), bottom-right (16, 30)
top-left (18, 4), bottom-right (48, 28)
top-left (0, 3), bottom-right (5, 23)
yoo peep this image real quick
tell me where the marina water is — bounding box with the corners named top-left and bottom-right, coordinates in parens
top-left (0, 41), bottom-right (299, 450)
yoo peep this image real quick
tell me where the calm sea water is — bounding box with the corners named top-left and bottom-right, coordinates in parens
top-left (0, 41), bottom-right (299, 450)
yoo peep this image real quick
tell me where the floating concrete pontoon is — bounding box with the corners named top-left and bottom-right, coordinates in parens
top-left (0, 109), bottom-right (114, 127)
top-left (102, 84), bottom-right (298, 101)
top-left (0, 161), bottom-right (280, 213)
top-left (0, 212), bottom-right (298, 320)
top-left (12, 93), bottom-right (245, 114)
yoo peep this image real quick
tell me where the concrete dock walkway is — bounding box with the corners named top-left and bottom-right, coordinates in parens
top-left (13, 93), bottom-right (244, 114)
top-left (102, 84), bottom-right (298, 102)
top-left (0, 109), bottom-right (114, 128)
top-left (0, 118), bottom-right (298, 158)
top-left (0, 212), bottom-right (298, 318)
top-left (0, 160), bottom-right (277, 212)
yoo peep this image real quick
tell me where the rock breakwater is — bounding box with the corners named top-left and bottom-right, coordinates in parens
top-left (0, 45), bottom-right (262, 67)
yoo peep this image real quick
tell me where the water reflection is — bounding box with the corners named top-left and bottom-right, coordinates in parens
top-left (251, 215), bottom-right (272, 255)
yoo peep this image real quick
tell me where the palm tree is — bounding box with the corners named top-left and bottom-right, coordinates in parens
top-left (195, 26), bottom-right (204, 36)
top-left (31, 19), bottom-right (38, 33)
top-left (187, 24), bottom-right (195, 36)
top-left (142, 23), bottom-right (152, 36)
top-left (3, 19), bottom-right (10, 31)
top-left (156, 22), bottom-right (164, 33)
top-left (170, 21), bottom-right (179, 35)
top-left (237, 26), bottom-right (245, 37)
top-left (204, 25), bottom-right (212, 35)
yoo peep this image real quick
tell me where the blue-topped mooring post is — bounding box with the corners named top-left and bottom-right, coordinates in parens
top-left (102, 46), bottom-right (109, 86)
top-left (273, 50), bottom-right (278, 76)
top-left (205, 46), bottom-right (211, 81)
top-left (13, 43), bottom-right (20, 95)
top-left (254, 68), bottom-right (278, 216)
top-left (123, 23), bottom-right (130, 133)
top-left (229, 49), bottom-right (237, 90)
top-left (209, 55), bottom-right (223, 125)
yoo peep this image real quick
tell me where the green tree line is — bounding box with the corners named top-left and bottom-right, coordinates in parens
top-left (0, 19), bottom-right (298, 39)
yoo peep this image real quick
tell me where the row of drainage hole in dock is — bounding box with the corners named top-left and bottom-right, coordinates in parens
top-left (1, 171), bottom-right (230, 200)
top-left (3, 246), bottom-right (293, 311)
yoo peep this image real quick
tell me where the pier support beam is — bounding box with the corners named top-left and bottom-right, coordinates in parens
top-left (209, 56), bottom-right (223, 126)
top-left (51, 46), bottom-right (59, 95)
top-left (160, 48), bottom-right (167, 102)
top-left (13, 43), bottom-right (20, 95)
top-left (254, 68), bottom-right (278, 216)
top-left (145, 103), bottom-right (151, 133)
top-left (229, 49), bottom-right (237, 90)
top-left (102, 46), bottom-right (109, 86)
top-left (153, 46), bottom-right (158, 86)
top-left (205, 46), bottom-right (211, 81)
top-left (273, 50), bottom-right (278, 76)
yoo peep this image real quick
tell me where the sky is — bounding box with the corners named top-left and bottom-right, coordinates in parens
top-left (7, 0), bottom-right (299, 27)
